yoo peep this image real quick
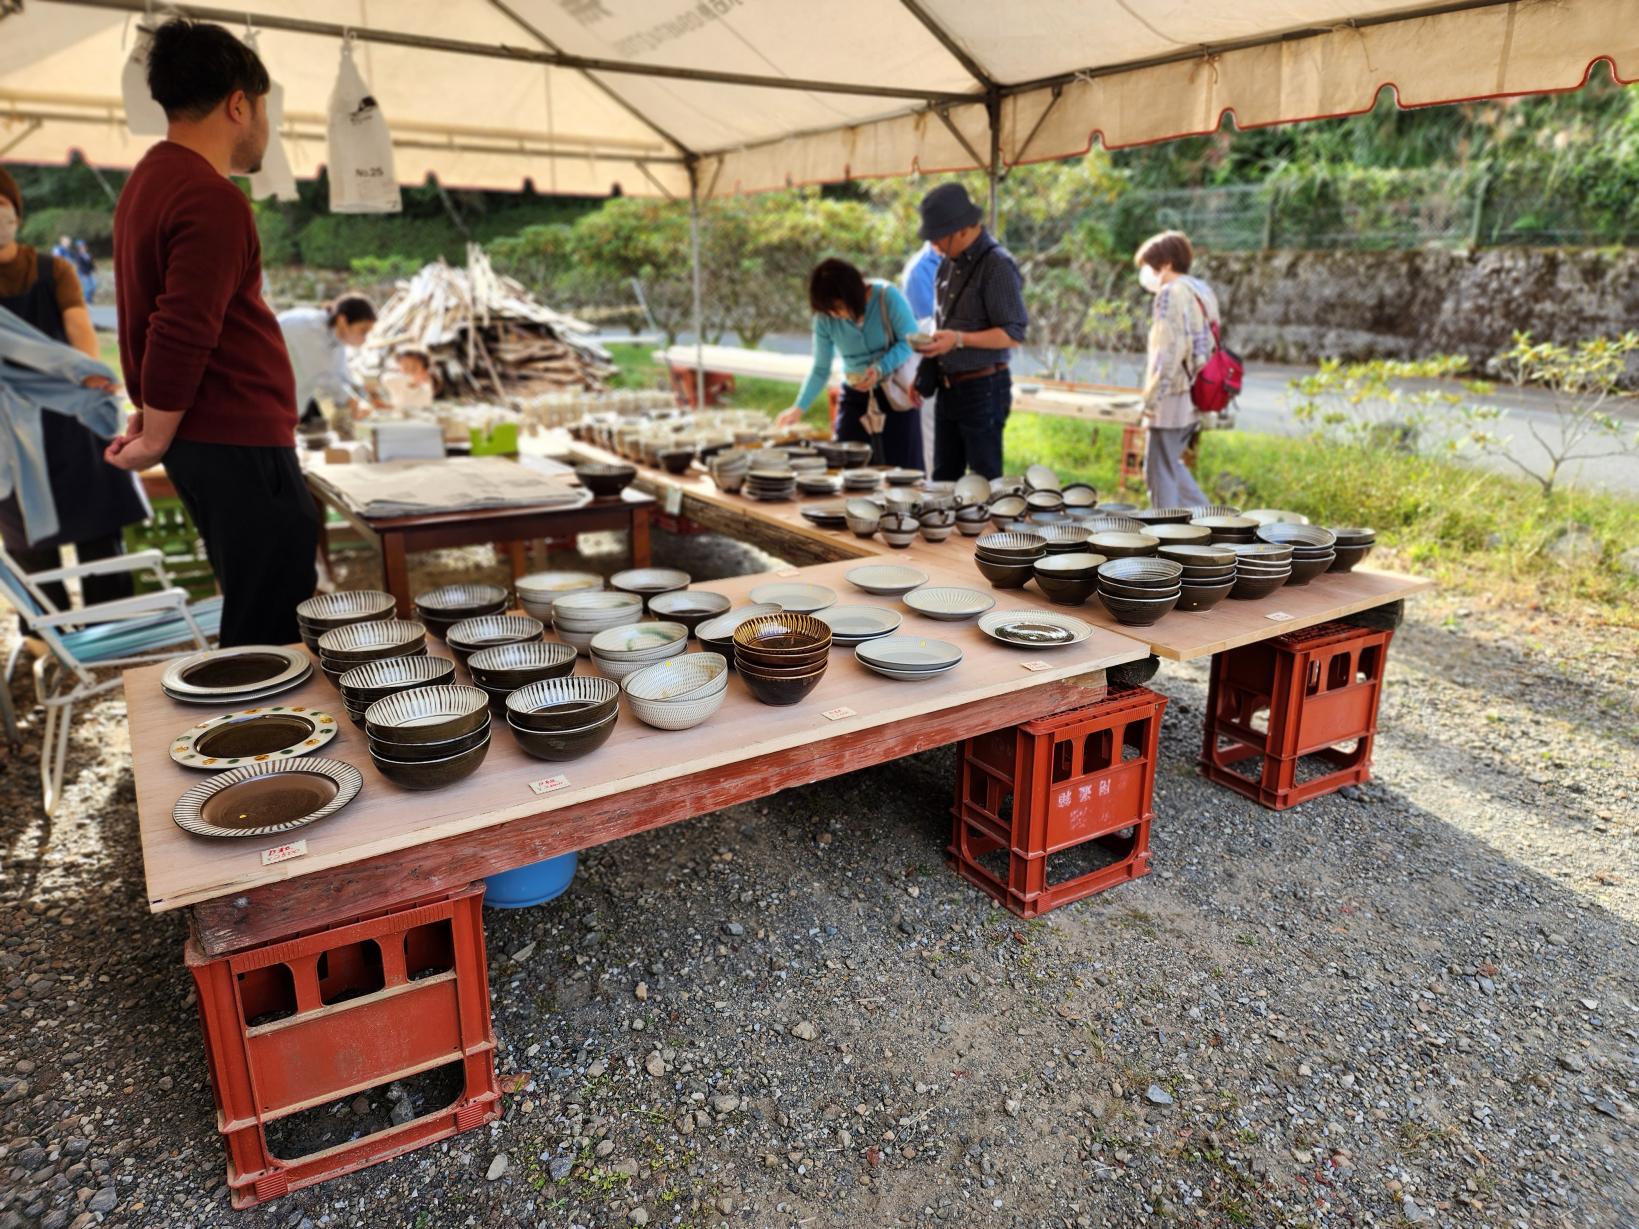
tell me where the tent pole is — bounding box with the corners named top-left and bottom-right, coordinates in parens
top-left (986, 90), bottom-right (1001, 235)
top-left (688, 163), bottom-right (706, 410)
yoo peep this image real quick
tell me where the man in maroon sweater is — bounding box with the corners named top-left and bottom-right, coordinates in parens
top-left (107, 18), bottom-right (317, 647)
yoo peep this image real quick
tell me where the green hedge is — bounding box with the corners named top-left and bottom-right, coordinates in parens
top-left (20, 207), bottom-right (114, 248)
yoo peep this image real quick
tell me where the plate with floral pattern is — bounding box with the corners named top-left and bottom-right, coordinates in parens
top-left (170, 705), bottom-right (339, 769)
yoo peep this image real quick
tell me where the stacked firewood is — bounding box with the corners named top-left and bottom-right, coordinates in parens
top-left (361, 245), bottom-right (617, 396)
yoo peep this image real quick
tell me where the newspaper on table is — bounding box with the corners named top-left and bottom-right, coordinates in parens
top-left (307, 457), bottom-right (585, 520)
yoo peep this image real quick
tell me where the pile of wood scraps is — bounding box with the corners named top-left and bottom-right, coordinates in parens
top-left (361, 245), bottom-right (617, 397)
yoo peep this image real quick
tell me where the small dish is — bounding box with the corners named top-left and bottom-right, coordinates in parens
top-left (845, 564), bottom-right (928, 596)
top-left (747, 582), bottom-right (838, 614)
top-left (902, 586), bottom-right (995, 621)
top-left (172, 757), bottom-right (363, 839)
top-left (815, 605), bottom-right (902, 642)
top-left (170, 705), bottom-right (338, 769)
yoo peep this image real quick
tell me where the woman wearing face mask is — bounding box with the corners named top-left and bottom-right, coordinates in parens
top-left (1135, 230), bottom-right (1217, 508)
top-left (277, 293), bottom-right (380, 432)
top-left (775, 259), bottom-right (923, 471)
top-left (0, 165), bottom-right (148, 613)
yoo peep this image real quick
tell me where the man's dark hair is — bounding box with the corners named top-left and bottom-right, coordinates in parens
top-left (808, 258), bottom-right (868, 319)
top-left (327, 294), bottom-right (378, 327)
top-left (146, 18), bottom-right (270, 122)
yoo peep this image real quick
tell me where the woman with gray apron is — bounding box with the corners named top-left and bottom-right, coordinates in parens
top-left (0, 166), bottom-right (148, 611)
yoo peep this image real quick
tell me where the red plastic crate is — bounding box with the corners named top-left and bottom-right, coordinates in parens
top-left (948, 686), bottom-right (1166, 917)
top-left (186, 884), bottom-right (500, 1208)
top-left (1200, 621), bottom-right (1392, 809)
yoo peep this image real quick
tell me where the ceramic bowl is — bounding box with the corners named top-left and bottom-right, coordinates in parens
top-left (589, 621), bottom-right (690, 659)
top-left (1099, 577), bottom-right (1183, 601)
top-left (1088, 532), bottom-right (1160, 560)
top-left (975, 557), bottom-right (1034, 588)
top-left (464, 640), bottom-right (577, 690)
top-left (551, 590), bottom-right (646, 629)
top-left (623, 652), bottom-right (731, 703)
top-left (1161, 543), bottom-right (1238, 568)
top-left (955, 519), bottom-right (987, 537)
top-left (365, 684), bottom-right (491, 744)
top-left (646, 590), bottom-right (732, 634)
top-left (1096, 588), bottom-right (1181, 626)
top-left (317, 619), bottom-right (428, 665)
top-left (988, 495), bottom-right (1029, 526)
top-left (659, 448), bottom-right (695, 475)
top-left (592, 640), bottom-right (687, 682)
top-left (371, 736), bottom-right (490, 790)
top-left (1034, 551), bottom-right (1107, 578)
top-left (1098, 557), bottom-right (1184, 588)
top-left (1257, 523), bottom-right (1336, 550)
top-left (732, 613), bottom-right (832, 658)
top-left (339, 654), bottom-right (457, 704)
top-left (1132, 507), bottom-right (1192, 525)
top-left (296, 590), bottom-right (396, 630)
top-left (575, 462), bottom-right (637, 497)
top-left (509, 707), bottom-right (618, 761)
top-left (1286, 553), bottom-right (1337, 585)
top-left (1033, 574), bottom-right (1097, 605)
top-left (1176, 580), bottom-right (1235, 612)
top-left (1329, 542), bottom-right (1376, 572)
top-left (609, 568), bottom-right (692, 600)
top-left (976, 531), bottom-right (1048, 561)
top-left (369, 719), bottom-right (492, 763)
top-left (414, 583), bottom-right (510, 622)
top-left (445, 614), bottom-right (545, 665)
top-left (1230, 572), bottom-right (1292, 600)
top-left (1149, 523), bottom-right (1213, 544)
top-left (736, 661), bottom-right (827, 707)
top-left (508, 676), bottom-right (621, 732)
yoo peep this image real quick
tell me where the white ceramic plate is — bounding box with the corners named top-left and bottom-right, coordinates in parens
top-left (854, 634), bottom-right (964, 672)
top-left (747, 582), bottom-right (838, 613)
top-left (163, 664), bottom-right (313, 707)
top-left (902, 586), bottom-right (995, 621)
top-left (172, 757), bottom-right (363, 839)
top-left (856, 658), bottom-right (961, 682)
top-left (696, 602), bottom-right (784, 642)
top-left (977, 609), bottom-right (1094, 648)
top-left (161, 645), bottom-right (310, 699)
top-left (169, 704), bottom-right (339, 769)
top-left (609, 567), bottom-right (692, 594)
top-left (844, 564), bottom-right (928, 596)
top-left (815, 606), bottom-right (902, 642)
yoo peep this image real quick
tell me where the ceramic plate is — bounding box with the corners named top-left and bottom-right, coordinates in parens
top-left (815, 606), bottom-right (902, 642)
top-left (884, 468), bottom-right (923, 485)
top-left (163, 667), bottom-right (314, 707)
top-left (170, 704), bottom-right (339, 769)
top-left (977, 609), bottom-right (1094, 648)
top-left (902, 586), bottom-right (995, 621)
top-left (747, 582), bottom-right (838, 613)
top-left (857, 659), bottom-right (960, 682)
top-left (609, 567), bottom-right (692, 594)
top-left (695, 602), bottom-right (784, 642)
top-left (172, 757), bottom-right (363, 839)
top-left (844, 564), bottom-right (928, 596)
top-left (161, 645), bottom-right (310, 699)
top-left (855, 634), bottom-right (964, 672)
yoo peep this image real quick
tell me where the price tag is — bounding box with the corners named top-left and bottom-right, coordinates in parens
top-left (261, 839), bottom-right (308, 866)
top-left (1019, 660), bottom-right (1054, 672)
top-left (1265, 611), bottom-right (1296, 622)
top-left (663, 486), bottom-right (683, 517)
top-left (529, 774), bottom-right (571, 795)
top-left (776, 568), bottom-right (801, 578)
top-left (822, 706), bottom-right (857, 721)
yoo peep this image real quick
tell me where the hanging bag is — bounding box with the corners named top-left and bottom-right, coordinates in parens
top-left (1186, 289), bottom-right (1243, 413)
top-left (326, 40), bottom-right (402, 214)
top-left (121, 25), bottom-right (169, 136)
top-left (874, 282), bottom-right (923, 412)
top-left (244, 30), bottom-right (299, 203)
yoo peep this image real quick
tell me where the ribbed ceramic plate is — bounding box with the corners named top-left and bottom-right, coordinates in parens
top-left (172, 756), bottom-right (363, 839)
top-left (609, 567), bottom-right (692, 594)
top-left (854, 634), bottom-right (963, 671)
top-left (977, 609), bottom-right (1093, 648)
top-left (170, 704), bottom-right (338, 768)
top-left (902, 586), bottom-right (995, 621)
top-left (747, 582), bottom-right (838, 613)
top-left (161, 645), bottom-right (309, 699)
top-left (815, 605), bottom-right (902, 642)
top-left (845, 564), bottom-right (928, 596)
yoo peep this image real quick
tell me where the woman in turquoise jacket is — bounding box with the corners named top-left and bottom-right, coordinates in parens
top-left (776, 259), bottom-right (924, 470)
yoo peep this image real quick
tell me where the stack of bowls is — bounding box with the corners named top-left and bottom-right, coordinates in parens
top-left (1082, 515), bottom-right (1144, 534)
top-left (623, 652), bottom-right (731, 730)
top-left (1328, 527), bottom-right (1378, 572)
top-left (975, 531), bottom-right (1047, 588)
top-left (955, 504), bottom-right (989, 536)
top-left (1132, 507), bottom-right (1192, 526)
top-left (814, 440), bottom-right (872, 469)
top-left (745, 466), bottom-right (797, 501)
top-left (1095, 558), bottom-right (1183, 625)
top-left (515, 571), bottom-right (602, 626)
top-left (708, 449), bottom-right (750, 493)
top-left (445, 614), bottom-right (545, 666)
top-left (507, 676), bottom-right (621, 760)
top-left (315, 619), bottom-right (427, 687)
top-left (696, 602), bottom-right (782, 663)
top-left (797, 472), bottom-right (843, 497)
top-left (1229, 543), bottom-right (1294, 598)
top-left (1088, 530), bottom-right (1160, 559)
top-left (610, 567), bottom-right (691, 609)
top-left (415, 584), bottom-right (509, 640)
top-left (1256, 524), bottom-right (1337, 584)
top-left (844, 498), bottom-right (882, 538)
top-left (1159, 544), bottom-right (1238, 611)
top-left (1032, 551), bottom-right (1106, 605)
top-left (551, 590), bottom-right (644, 655)
top-left (338, 654), bottom-right (457, 727)
top-left (1036, 524), bottom-right (1094, 554)
top-left (732, 613), bottom-right (832, 706)
top-left (465, 640), bottom-right (578, 709)
top-left (365, 685), bottom-right (491, 790)
top-left (574, 462), bottom-right (637, 498)
top-left (1192, 514), bottom-right (1259, 545)
top-left (919, 508), bottom-right (955, 543)
top-left (296, 590), bottom-right (395, 653)
top-left (1025, 490), bottom-right (1065, 516)
top-left (589, 621), bottom-right (689, 681)
top-left (841, 467), bottom-right (881, 492)
top-left (647, 589), bottom-right (732, 636)
top-left (880, 512), bottom-right (919, 548)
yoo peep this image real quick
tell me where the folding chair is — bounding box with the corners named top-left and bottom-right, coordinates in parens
top-left (1, 547), bottom-right (223, 816)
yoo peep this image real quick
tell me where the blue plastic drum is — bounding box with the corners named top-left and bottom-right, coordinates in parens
top-left (483, 851), bottom-right (578, 908)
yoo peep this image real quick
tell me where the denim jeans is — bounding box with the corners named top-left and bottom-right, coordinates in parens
top-left (932, 370), bottom-right (1010, 480)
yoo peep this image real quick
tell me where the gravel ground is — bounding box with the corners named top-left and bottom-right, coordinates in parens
top-left (1, 530), bottom-right (1635, 1229)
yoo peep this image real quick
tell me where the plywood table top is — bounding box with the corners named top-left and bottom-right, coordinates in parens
top-left (128, 556), bottom-right (1148, 915)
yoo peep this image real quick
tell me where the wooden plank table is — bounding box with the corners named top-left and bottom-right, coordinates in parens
top-left (306, 476), bottom-right (655, 617)
top-left (128, 555), bottom-right (1148, 955)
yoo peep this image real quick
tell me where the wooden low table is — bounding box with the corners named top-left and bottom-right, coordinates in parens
top-left (306, 477), bottom-right (654, 616)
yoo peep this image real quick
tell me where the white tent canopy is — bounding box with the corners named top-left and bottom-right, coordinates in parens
top-left (2, 0), bottom-right (1635, 200)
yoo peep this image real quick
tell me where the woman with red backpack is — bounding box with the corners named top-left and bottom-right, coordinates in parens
top-left (1135, 230), bottom-right (1240, 507)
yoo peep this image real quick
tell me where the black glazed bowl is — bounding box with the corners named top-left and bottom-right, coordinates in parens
top-left (575, 462), bottom-right (637, 497)
top-left (370, 736), bottom-right (491, 790)
top-left (508, 708), bottom-right (619, 761)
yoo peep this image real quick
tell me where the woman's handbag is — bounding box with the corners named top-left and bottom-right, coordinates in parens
top-left (875, 284), bottom-right (922, 412)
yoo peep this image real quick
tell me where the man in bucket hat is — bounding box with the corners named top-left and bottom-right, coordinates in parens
top-left (909, 183), bottom-right (1027, 480)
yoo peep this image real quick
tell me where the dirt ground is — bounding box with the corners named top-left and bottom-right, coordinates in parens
top-left (1, 528), bottom-right (1635, 1229)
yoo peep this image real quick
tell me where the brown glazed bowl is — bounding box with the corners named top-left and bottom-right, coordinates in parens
top-left (731, 613), bottom-right (832, 658)
top-left (1176, 580), bottom-right (1235, 612)
top-left (737, 663), bottom-right (827, 706)
top-left (1032, 574), bottom-right (1097, 605)
top-left (506, 676), bottom-right (621, 732)
top-left (370, 736), bottom-right (491, 790)
top-left (575, 462), bottom-right (637, 497)
top-left (369, 719), bottom-right (492, 763)
top-left (465, 640), bottom-right (578, 690)
top-left (508, 708), bottom-right (619, 761)
top-left (975, 558), bottom-right (1034, 588)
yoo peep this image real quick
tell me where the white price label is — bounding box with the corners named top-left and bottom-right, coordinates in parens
top-left (1265, 611), bottom-right (1296, 622)
top-left (1019, 660), bottom-right (1054, 672)
top-left (663, 486), bottom-right (683, 517)
top-left (822, 706), bottom-right (857, 721)
top-left (529, 774), bottom-right (571, 795)
top-left (261, 839), bottom-right (308, 866)
top-left (777, 568), bottom-right (801, 578)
